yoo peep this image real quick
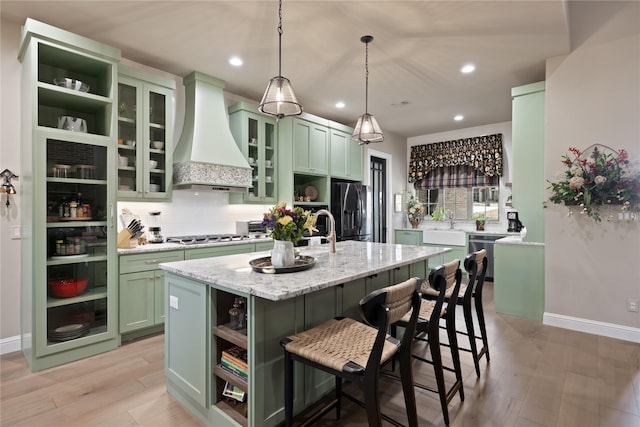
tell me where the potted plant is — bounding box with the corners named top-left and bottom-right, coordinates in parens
top-left (473, 212), bottom-right (486, 231)
top-left (261, 202), bottom-right (317, 267)
top-left (431, 206), bottom-right (448, 222)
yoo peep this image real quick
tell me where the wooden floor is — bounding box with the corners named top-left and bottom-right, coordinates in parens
top-left (1, 283), bottom-right (639, 427)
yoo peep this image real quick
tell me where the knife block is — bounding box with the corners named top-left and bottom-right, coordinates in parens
top-left (117, 229), bottom-right (137, 249)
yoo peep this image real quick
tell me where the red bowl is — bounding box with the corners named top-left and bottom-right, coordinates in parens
top-left (48, 277), bottom-right (88, 298)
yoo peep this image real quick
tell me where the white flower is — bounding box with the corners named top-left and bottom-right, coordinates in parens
top-left (570, 165), bottom-right (583, 176)
top-left (569, 176), bottom-right (585, 189)
top-left (594, 175), bottom-right (607, 184)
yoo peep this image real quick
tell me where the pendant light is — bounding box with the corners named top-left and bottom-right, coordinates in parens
top-left (352, 35), bottom-right (383, 144)
top-left (259, 0), bottom-right (303, 120)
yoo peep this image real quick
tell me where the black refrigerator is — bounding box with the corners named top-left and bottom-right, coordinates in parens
top-left (331, 182), bottom-right (371, 242)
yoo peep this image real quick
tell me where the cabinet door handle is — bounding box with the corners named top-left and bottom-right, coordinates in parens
top-left (109, 204), bottom-right (114, 228)
top-left (148, 276), bottom-right (154, 280)
top-left (155, 274), bottom-right (162, 279)
top-left (144, 260), bottom-right (158, 264)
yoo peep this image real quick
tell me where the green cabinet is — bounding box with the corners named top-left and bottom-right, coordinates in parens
top-left (511, 82), bottom-right (545, 243)
top-left (329, 123), bottom-right (363, 181)
top-left (119, 250), bottom-right (184, 337)
top-left (394, 229), bottom-right (423, 245)
top-left (19, 19), bottom-right (120, 371)
top-left (184, 243), bottom-right (255, 260)
top-left (228, 102), bottom-right (277, 203)
top-left (293, 117), bottom-right (329, 175)
top-left (494, 242), bottom-right (545, 319)
top-left (117, 65), bottom-right (175, 201)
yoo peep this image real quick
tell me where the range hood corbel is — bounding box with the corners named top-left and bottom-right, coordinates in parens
top-left (173, 71), bottom-right (252, 191)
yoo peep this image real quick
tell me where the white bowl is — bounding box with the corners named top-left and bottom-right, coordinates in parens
top-left (149, 184), bottom-right (160, 192)
top-left (53, 78), bottom-right (89, 93)
top-left (118, 156), bottom-right (128, 167)
top-left (149, 160), bottom-right (158, 169)
top-left (151, 141), bottom-right (164, 150)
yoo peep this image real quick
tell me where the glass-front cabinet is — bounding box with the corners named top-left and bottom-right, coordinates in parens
top-left (19, 18), bottom-right (120, 371)
top-left (117, 65), bottom-right (174, 201)
top-left (44, 134), bottom-right (114, 351)
top-left (228, 102), bottom-right (277, 203)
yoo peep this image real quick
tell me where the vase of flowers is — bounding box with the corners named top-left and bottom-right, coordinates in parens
top-left (547, 145), bottom-right (640, 222)
top-left (406, 195), bottom-right (425, 229)
top-left (262, 202), bottom-right (317, 267)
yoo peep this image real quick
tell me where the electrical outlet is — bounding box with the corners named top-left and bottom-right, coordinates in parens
top-left (627, 299), bottom-right (639, 312)
top-left (169, 295), bottom-right (179, 310)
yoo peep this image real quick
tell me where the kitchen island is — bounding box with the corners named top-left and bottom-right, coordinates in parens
top-left (159, 241), bottom-right (450, 427)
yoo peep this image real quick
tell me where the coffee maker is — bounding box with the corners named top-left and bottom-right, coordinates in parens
top-left (147, 211), bottom-right (164, 243)
top-left (507, 210), bottom-right (524, 232)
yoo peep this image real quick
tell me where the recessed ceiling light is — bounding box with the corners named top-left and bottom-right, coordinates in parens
top-left (229, 56), bottom-right (243, 67)
top-left (454, 114), bottom-right (464, 121)
top-left (335, 101), bottom-right (345, 109)
top-left (460, 64), bottom-right (475, 74)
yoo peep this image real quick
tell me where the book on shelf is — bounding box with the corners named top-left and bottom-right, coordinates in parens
top-left (219, 361), bottom-right (248, 381)
top-left (222, 381), bottom-right (246, 402)
top-left (222, 346), bottom-right (248, 370)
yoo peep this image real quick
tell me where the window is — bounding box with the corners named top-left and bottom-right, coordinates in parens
top-left (416, 186), bottom-right (499, 221)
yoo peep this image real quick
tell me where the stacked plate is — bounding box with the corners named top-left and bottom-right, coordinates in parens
top-left (48, 323), bottom-right (90, 342)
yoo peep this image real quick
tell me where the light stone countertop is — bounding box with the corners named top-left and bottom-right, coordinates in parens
top-left (117, 237), bottom-right (273, 255)
top-left (159, 240), bottom-right (451, 301)
top-left (495, 235), bottom-right (545, 246)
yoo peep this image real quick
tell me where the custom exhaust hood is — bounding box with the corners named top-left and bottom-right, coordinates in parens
top-left (173, 71), bottom-right (252, 192)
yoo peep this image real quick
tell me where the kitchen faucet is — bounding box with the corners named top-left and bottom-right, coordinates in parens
top-left (314, 209), bottom-right (336, 253)
top-left (449, 211), bottom-right (455, 230)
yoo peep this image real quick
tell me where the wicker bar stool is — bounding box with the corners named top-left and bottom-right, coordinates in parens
top-left (421, 250), bottom-right (489, 377)
top-left (280, 277), bottom-right (422, 427)
top-left (389, 259), bottom-right (464, 426)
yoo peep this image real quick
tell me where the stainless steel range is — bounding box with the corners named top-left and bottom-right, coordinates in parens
top-left (166, 234), bottom-right (250, 245)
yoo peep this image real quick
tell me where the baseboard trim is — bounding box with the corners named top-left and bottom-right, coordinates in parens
top-left (0, 335), bottom-right (21, 355)
top-left (543, 312), bottom-right (640, 343)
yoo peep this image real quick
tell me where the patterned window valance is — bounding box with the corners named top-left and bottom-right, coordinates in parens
top-left (408, 133), bottom-right (503, 183)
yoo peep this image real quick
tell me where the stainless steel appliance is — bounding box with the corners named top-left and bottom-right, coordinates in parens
top-left (147, 211), bottom-right (164, 243)
top-left (236, 220), bottom-right (268, 238)
top-left (331, 182), bottom-right (371, 242)
top-left (507, 210), bottom-right (524, 232)
top-left (165, 234), bottom-right (251, 245)
top-left (468, 234), bottom-right (500, 281)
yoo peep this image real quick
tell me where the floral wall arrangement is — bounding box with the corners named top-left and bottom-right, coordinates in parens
top-left (547, 144), bottom-right (640, 222)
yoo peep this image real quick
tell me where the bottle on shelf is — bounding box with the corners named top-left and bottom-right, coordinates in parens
top-left (229, 299), bottom-right (242, 330)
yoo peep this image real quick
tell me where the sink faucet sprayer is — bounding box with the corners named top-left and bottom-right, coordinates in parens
top-left (314, 209), bottom-right (336, 253)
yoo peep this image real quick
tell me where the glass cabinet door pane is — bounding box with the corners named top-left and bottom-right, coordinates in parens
top-left (264, 121), bottom-right (276, 199)
top-left (149, 91), bottom-right (167, 193)
top-left (45, 137), bottom-right (110, 345)
top-left (118, 83), bottom-right (138, 193)
top-left (248, 117), bottom-right (259, 198)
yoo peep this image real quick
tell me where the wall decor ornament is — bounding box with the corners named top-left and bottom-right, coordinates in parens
top-left (547, 144), bottom-right (640, 222)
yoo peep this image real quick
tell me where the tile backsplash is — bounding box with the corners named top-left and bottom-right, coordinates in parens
top-left (117, 190), bottom-right (271, 237)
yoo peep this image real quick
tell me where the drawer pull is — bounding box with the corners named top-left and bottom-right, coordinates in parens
top-left (155, 275), bottom-right (162, 279)
top-left (144, 260), bottom-right (159, 264)
top-left (148, 276), bottom-right (154, 280)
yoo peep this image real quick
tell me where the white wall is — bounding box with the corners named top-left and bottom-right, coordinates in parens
top-left (544, 1), bottom-right (639, 338)
top-left (1, 19), bottom-right (23, 351)
top-left (407, 121), bottom-right (513, 232)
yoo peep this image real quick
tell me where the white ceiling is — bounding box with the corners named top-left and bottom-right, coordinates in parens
top-left (1, 0), bottom-right (570, 138)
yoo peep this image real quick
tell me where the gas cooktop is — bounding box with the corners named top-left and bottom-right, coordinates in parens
top-left (165, 234), bottom-right (251, 246)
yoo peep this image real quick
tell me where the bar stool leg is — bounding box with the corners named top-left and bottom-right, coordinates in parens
top-left (284, 350), bottom-right (294, 427)
top-left (463, 298), bottom-right (481, 377)
top-left (362, 376), bottom-right (382, 427)
top-left (335, 377), bottom-right (342, 420)
top-left (475, 294), bottom-right (491, 362)
top-left (447, 316), bottom-right (465, 402)
top-left (398, 346), bottom-right (419, 427)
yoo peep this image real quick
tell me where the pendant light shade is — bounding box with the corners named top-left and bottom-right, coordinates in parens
top-left (259, 0), bottom-right (302, 120)
top-left (352, 35), bottom-right (383, 144)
